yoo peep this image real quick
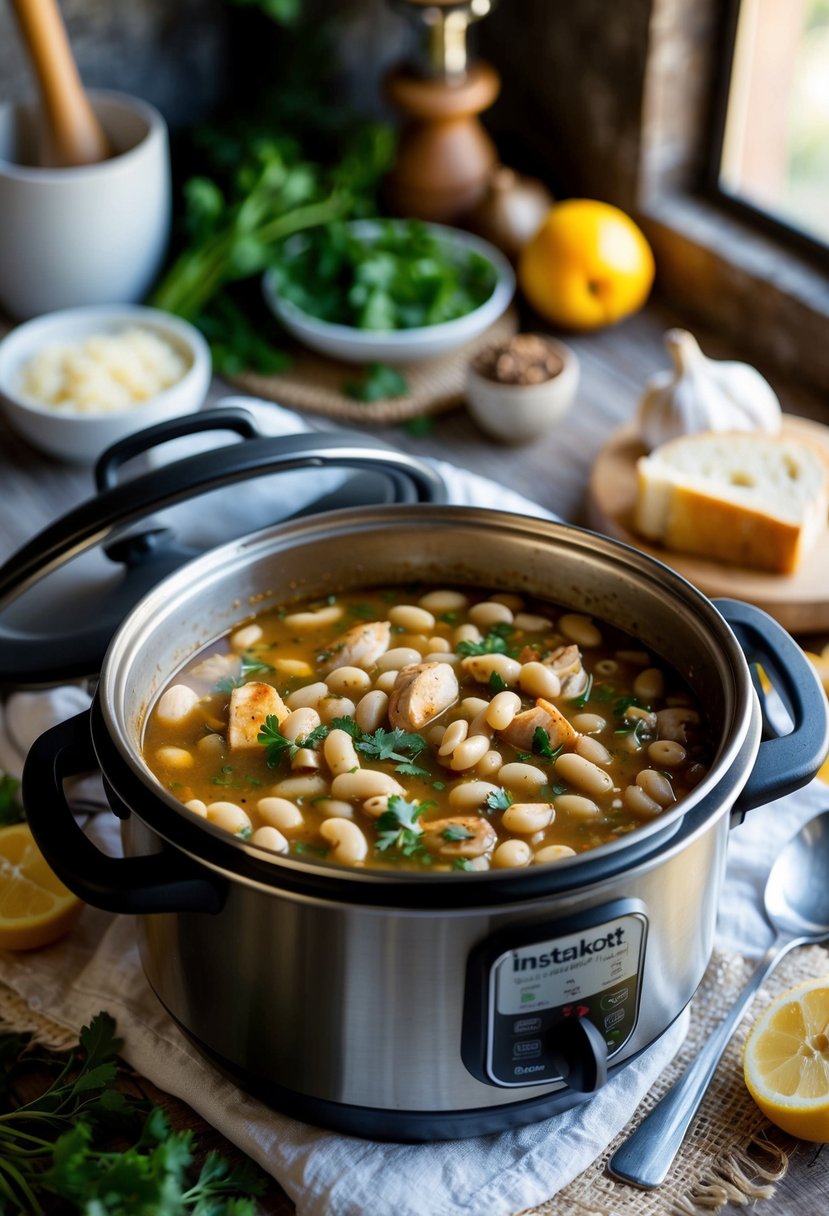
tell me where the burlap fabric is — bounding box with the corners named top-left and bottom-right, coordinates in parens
top-left (230, 308), bottom-right (519, 425)
top-left (3, 942), bottom-right (826, 1216)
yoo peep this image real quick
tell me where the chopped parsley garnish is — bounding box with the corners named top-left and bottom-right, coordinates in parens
top-left (257, 715), bottom-right (330, 767)
top-left (488, 671), bottom-right (508, 693)
top-left (452, 858), bottom-right (474, 872)
top-left (215, 650), bottom-right (274, 693)
top-left (292, 841), bottom-right (330, 858)
top-left (592, 683), bottom-right (617, 703)
top-left (533, 727), bottom-right (563, 761)
top-left (485, 787), bottom-right (514, 812)
top-left (614, 718), bottom-right (647, 745)
top-left (613, 695), bottom-right (642, 718)
top-left (375, 795), bottom-right (427, 856)
top-left (456, 623), bottom-right (518, 658)
top-left (442, 824), bottom-right (475, 842)
top-left (348, 602), bottom-right (378, 619)
top-left (331, 719), bottom-right (430, 777)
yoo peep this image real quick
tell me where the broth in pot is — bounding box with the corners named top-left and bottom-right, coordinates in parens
top-left (142, 585), bottom-right (711, 872)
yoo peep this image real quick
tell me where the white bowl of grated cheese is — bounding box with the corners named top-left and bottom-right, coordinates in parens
top-left (0, 305), bottom-right (211, 464)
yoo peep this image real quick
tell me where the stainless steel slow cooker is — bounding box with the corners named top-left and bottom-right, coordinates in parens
top-left (5, 417), bottom-right (827, 1141)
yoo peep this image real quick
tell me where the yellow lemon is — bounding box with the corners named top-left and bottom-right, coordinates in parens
top-left (518, 199), bottom-right (655, 331)
top-left (743, 976), bottom-right (829, 1141)
top-left (0, 822), bottom-right (83, 951)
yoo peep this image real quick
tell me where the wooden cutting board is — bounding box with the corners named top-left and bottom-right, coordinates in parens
top-left (586, 415), bottom-right (829, 635)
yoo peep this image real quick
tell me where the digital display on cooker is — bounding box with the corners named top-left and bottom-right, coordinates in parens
top-left (485, 909), bottom-right (647, 1087)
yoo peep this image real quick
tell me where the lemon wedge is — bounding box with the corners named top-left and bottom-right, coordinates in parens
top-left (0, 822), bottom-right (83, 951)
top-left (744, 976), bottom-right (829, 1141)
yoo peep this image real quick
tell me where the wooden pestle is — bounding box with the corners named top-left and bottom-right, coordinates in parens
top-left (10, 0), bottom-right (112, 167)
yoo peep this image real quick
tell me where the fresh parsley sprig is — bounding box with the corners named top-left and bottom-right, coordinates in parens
top-left (456, 623), bottom-right (518, 659)
top-left (257, 715), bottom-right (329, 767)
top-left (485, 787), bottom-right (514, 812)
top-left (532, 727), bottom-right (563, 762)
top-left (0, 1013), bottom-right (265, 1214)
top-left (374, 795), bottom-right (428, 856)
top-left (331, 719), bottom-right (430, 778)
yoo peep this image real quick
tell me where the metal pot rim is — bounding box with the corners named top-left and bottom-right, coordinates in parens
top-left (97, 504), bottom-right (757, 904)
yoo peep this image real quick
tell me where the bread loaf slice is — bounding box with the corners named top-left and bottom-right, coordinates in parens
top-left (634, 432), bottom-right (829, 573)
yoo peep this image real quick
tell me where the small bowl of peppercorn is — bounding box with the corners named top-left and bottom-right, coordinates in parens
top-left (465, 332), bottom-right (579, 444)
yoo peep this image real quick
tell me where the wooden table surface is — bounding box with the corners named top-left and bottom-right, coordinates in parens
top-left (2, 297), bottom-right (828, 1213)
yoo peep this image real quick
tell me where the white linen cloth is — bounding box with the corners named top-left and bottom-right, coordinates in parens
top-left (1, 399), bottom-right (827, 1216)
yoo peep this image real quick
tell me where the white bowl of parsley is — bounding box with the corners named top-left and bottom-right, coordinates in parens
top-left (262, 219), bottom-right (515, 364)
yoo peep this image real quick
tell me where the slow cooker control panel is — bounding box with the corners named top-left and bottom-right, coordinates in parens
top-left (462, 900), bottom-right (647, 1089)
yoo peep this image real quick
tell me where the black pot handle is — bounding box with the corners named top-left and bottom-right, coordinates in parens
top-left (0, 409), bottom-right (446, 686)
top-left (716, 598), bottom-right (829, 821)
top-left (23, 710), bottom-right (226, 914)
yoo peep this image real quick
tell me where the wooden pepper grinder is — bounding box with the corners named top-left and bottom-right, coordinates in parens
top-left (384, 0), bottom-right (500, 223)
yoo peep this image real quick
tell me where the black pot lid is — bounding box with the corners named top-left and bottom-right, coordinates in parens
top-left (0, 406), bottom-right (447, 687)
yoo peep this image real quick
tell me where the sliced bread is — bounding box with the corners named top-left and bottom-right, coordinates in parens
top-left (634, 431), bottom-right (829, 574)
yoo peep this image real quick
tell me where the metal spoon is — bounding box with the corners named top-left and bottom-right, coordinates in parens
top-left (608, 808), bottom-right (829, 1189)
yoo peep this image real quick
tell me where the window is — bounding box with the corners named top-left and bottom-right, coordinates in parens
top-left (711, 0), bottom-right (829, 251)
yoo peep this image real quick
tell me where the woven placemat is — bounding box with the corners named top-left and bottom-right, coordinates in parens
top-left (530, 943), bottom-right (829, 1216)
top-left (2, 943), bottom-right (827, 1215)
top-left (229, 307), bottom-right (519, 425)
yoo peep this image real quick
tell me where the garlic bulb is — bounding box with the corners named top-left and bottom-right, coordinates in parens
top-left (636, 329), bottom-right (782, 451)
top-left (464, 166), bottom-right (555, 262)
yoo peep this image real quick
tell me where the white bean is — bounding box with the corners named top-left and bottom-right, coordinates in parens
top-left (197, 733), bottom-right (225, 757)
top-left (555, 752), bottom-right (614, 796)
top-left (559, 614), bottom-right (602, 648)
top-left (460, 696), bottom-right (489, 718)
top-left (418, 590), bottom-right (468, 614)
top-left (155, 746), bottom-right (193, 769)
top-left (374, 671), bottom-right (399, 693)
top-left (533, 844), bottom-right (577, 864)
top-left (425, 635), bottom-right (451, 654)
top-left (206, 801), bottom-right (252, 835)
top-left (575, 736), bottom-right (613, 766)
top-left (325, 666), bottom-right (372, 697)
top-left (319, 818), bottom-right (368, 865)
top-left (570, 713), bottom-right (606, 734)
top-left (286, 681), bottom-right (328, 710)
top-left (449, 734), bottom-right (492, 771)
top-left (291, 747), bottom-right (321, 771)
top-left (281, 707), bottom-right (321, 742)
top-left (257, 797), bottom-right (304, 831)
top-left (492, 839), bottom-right (532, 868)
top-left (519, 662), bottom-right (562, 700)
top-left (623, 785), bottom-right (663, 819)
top-left (376, 647), bottom-right (422, 672)
top-left (439, 718), bottom-right (469, 756)
top-left (283, 605), bottom-right (343, 631)
top-left (498, 762), bottom-right (547, 794)
top-left (331, 770), bottom-right (405, 800)
top-left (271, 774), bottom-right (328, 800)
top-left (448, 780), bottom-right (499, 811)
top-left (513, 612), bottom-right (552, 632)
top-left (453, 623), bottom-right (482, 646)
top-left (636, 768), bottom-right (675, 807)
top-left (485, 690), bottom-right (521, 730)
top-left (324, 728), bottom-right (361, 776)
top-left (362, 794), bottom-right (393, 818)
top-left (388, 605), bottom-right (436, 633)
top-left (554, 794), bottom-right (600, 820)
top-left (467, 711), bottom-right (494, 740)
top-left (648, 739), bottom-right (687, 767)
top-left (314, 798), bottom-right (355, 819)
top-left (475, 749), bottom-right (503, 780)
top-left (634, 667), bottom-right (666, 703)
top-left (156, 684), bottom-right (200, 726)
top-left (502, 803), bottom-right (555, 833)
top-left (318, 696), bottom-right (356, 724)
top-left (355, 689), bottom-right (389, 734)
top-left (251, 825), bottom-right (288, 854)
top-left (184, 798), bottom-right (207, 817)
top-left (469, 601), bottom-right (514, 629)
top-left (229, 624), bottom-right (263, 651)
top-left (426, 651), bottom-right (461, 666)
top-left (273, 657), bottom-right (313, 677)
top-left (461, 654), bottom-right (522, 685)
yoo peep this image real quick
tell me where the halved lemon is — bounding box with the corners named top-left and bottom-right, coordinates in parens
top-left (744, 976), bottom-right (829, 1141)
top-left (0, 822), bottom-right (83, 951)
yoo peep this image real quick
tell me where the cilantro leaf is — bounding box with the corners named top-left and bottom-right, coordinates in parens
top-left (257, 715), bottom-right (329, 767)
top-left (355, 726), bottom-right (426, 763)
top-left (452, 857), bottom-right (474, 872)
top-left (488, 671), bottom-right (508, 693)
top-left (442, 824), bottom-right (475, 842)
top-left (375, 795), bottom-right (427, 855)
top-left (532, 727), bottom-right (563, 762)
top-left (485, 787), bottom-right (514, 812)
top-left (456, 624), bottom-right (517, 658)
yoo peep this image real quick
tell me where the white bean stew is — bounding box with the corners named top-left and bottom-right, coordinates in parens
top-left (142, 586), bottom-right (712, 872)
